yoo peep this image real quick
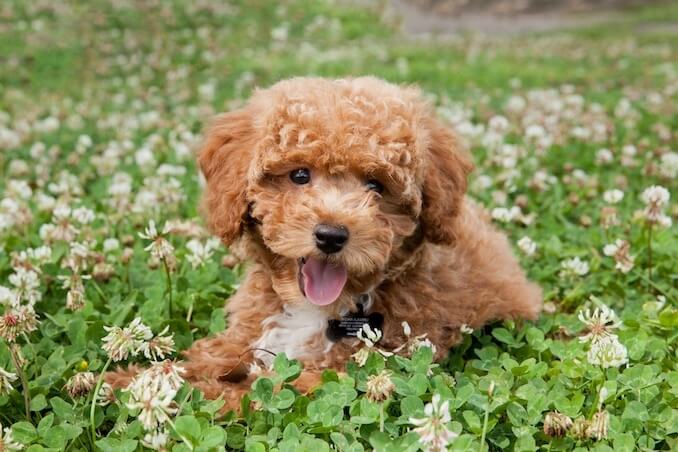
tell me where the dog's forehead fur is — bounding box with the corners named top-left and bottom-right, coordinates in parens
top-left (246, 77), bottom-right (432, 202)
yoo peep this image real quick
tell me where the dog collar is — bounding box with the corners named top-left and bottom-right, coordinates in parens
top-left (326, 293), bottom-right (384, 342)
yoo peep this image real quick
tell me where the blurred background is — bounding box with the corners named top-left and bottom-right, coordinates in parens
top-left (390, 0), bottom-right (672, 34)
top-left (0, 0), bottom-right (675, 114)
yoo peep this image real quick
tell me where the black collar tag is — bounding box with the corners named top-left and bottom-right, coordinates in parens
top-left (326, 295), bottom-right (384, 342)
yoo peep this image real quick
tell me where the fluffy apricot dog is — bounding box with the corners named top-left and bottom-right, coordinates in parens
top-left (109, 77), bottom-right (542, 410)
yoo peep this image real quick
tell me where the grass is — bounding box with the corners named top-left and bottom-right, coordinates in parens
top-left (0, 0), bottom-right (676, 451)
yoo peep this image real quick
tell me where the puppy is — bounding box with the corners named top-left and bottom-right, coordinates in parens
top-left (108, 77), bottom-right (542, 410)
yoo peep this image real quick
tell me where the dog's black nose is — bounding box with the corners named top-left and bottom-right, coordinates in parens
top-left (314, 224), bottom-right (349, 254)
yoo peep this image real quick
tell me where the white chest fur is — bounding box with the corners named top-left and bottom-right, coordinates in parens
top-left (252, 302), bottom-right (334, 368)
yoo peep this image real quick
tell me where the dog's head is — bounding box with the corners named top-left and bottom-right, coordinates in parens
top-left (198, 77), bottom-right (472, 311)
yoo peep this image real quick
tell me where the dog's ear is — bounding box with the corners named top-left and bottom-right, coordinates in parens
top-left (197, 108), bottom-right (258, 245)
top-left (420, 118), bottom-right (474, 244)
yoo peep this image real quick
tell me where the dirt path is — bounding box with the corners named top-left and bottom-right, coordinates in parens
top-left (386, 0), bottom-right (665, 35)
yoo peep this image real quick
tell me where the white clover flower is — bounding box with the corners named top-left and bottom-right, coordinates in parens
top-left (473, 174), bottom-right (493, 191)
top-left (76, 134), bottom-right (93, 149)
top-left (0, 421), bottom-right (23, 451)
top-left (353, 324), bottom-right (393, 363)
top-left (587, 335), bottom-right (628, 368)
top-left (125, 361), bottom-right (185, 431)
top-left (602, 239), bottom-right (634, 273)
top-left (72, 207), bottom-right (96, 224)
top-left (0, 366), bottom-right (18, 395)
top-left (603, 243), bottom-right (619, 257)
top-left (140, 326), bottom-right (175, 361)
top-left (135, 147), bottom-right (156, 169)
top-left (127, 379), bottom-right (179, 430)
top-left (641, 185), bottom-right (671, 225)
top-left (38, 224), bottom-right (56, 241)
top-left (0, 286), bottom-right (18, 308)
top-left (103, 238), bottom-right (120, 252)
top-left (64, 371), bottom-right (96, 398)
top-left (641, 185), bottom-right (670, 208)
top-left (595, 148), bottom-right (614, 165)
top-left (7, 180), bottom-right (32, 199)
top-left (357, 324), bottom-right (382, 348)
top-left (271, 24), bottom-right (289, 41)
top-left (517, 236), bottom-right (537, 256)
top-left (8, 159), bottom-right (29, 176)
top-left (185, 239), bottom-right (214, 269)
top-left (488, 115), bottom-right (510, 134)
top-left (45, 205), bottom-right (79, 242)
top-left (622, 144), bottom-right (637, 156)
top-left (395, 322), bottom-right (438, 356)
top-left (139, 220), bottom-right (159, 241)
top-left (578, 304), bottom-right (621, 344)
top-left (366, 370), bottom-right (395, 403)
top-left (101, 317), bottom-right (153, 362)
top-left (559, 257), bottom-right (589, 277)
top-left (351, 347), bottom-right (370, 367)
top-left (109, 172), bottom-right (133, 197)
top-left (36, 192), bottom-right (56, 211)
top-left (9, 267), bottom-right (41, 305)
top-left (411, 337), bottom-right (437, 356)
top-left (96, 382), bottom-right (116, 407)
top-left (143, 360), bottom-right (186, 392)
top-left (157, 164), bottom-right (187, 177)
top-left (525, 124), bottom-right (546, 140)
top-left (409, 394), bottom-right (458, 451)
top-left (28, 245), bottom-right (52, 264)
top-left (659, 152), bottom-right (678, 178)
top-left (460, 324), bottom-right (474, 334)
top-left (59, 272), bottom-right (90, 311)
top-left (141, 428), bottom-right (169, 450)
top-left (401, 321), bottom-right (412, 337)
top-left (0, 212), bottom-right (14, 231)
top-left (598, 387), bottom-right (609, 406)
top-left (589, 410), bottom-right (609, 440)
top-left (491, 206), bottom-right (520, 223)
top-left (543, 411), bottom-right (573, 438)
top-left (602, 189), bottom-right (624, 204)
top-left (52, 204), bottom-right (72, 221)
top-left (62, 242), bottom-right (92, 273)
top-left (0, 306), bottom-right (39, 343)
top-left (506, 95), bottom-right (526, 113)
top-left (139, 220), bottom-right (175, 261)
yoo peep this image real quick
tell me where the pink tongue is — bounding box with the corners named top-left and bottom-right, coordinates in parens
top-left (301, 257), bottom-right (348, 306)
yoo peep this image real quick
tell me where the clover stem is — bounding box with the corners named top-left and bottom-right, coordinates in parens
top-left (588, 372), bottom-right (603, 418)
top-left (478, 383), bottom-right (494, 452)
top-left (379, 403), bottom-right (385, 433)
top-left (9, 345), bottom-right (31, 420)
top-left (90, 357), bottom-right (112, 445)
top-left (125, 263), bottom-right (132, 293)
top-left (647, 223), bottom-right (653, 284)
top-left (163, 258), bottom-right (173, 317)
top-left (167, 417), bottom-right (194, 450)
top-left (91, 279), bottom-right (108, 303)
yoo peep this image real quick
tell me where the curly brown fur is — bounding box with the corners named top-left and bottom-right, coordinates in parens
top-left (107, 77), bottom-right (542, 412)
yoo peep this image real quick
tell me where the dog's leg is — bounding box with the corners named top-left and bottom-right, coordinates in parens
top-left (292, 369), bottom-right (324, 394)
top-left (105, 364), bottom-right (143, 388)
top-left (180, 331), bottom-right (257, 384)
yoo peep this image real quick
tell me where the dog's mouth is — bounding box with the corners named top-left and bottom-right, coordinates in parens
top-left (297, 257), bottom-right (348, 306)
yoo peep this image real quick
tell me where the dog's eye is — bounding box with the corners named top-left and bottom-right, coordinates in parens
top-left (366, 179), bottom-right (384, 194)
top-left (290, 168), bottom-right (311, 185)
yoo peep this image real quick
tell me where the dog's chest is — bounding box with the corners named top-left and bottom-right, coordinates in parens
top-left (252, 303), bottom-right (333, 368)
